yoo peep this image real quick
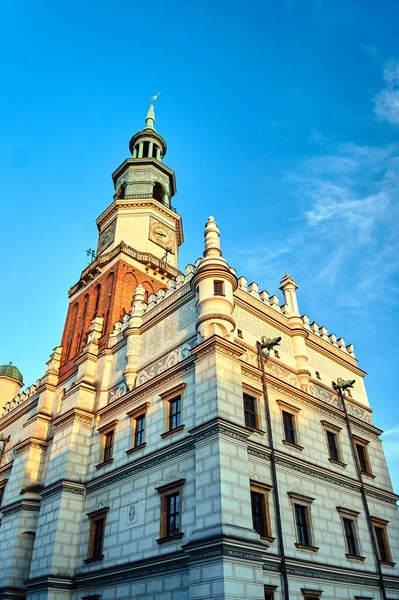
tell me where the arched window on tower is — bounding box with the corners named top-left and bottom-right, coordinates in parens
top-left (142, 141), bottom-right (150, 157)
top-left (93, 284), bottom-right (101, 318)
top-left (77, 294), bottom-right (89, 352)
top-left (152, 144), bottom-right (159, 158)
top-left (135, 144), bottom-right (140, 158)
top-left (65, 302), bottom-right (79, 363)
top-left (153, 183), bottom-right (164, 204)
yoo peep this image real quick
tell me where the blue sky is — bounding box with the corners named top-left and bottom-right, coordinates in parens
top-left (1, 1), bottom-right (398, 485)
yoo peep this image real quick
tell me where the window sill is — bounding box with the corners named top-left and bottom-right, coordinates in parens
top-left (261, 535), bottom-right (276, 544)
top-left (84, 554), bottom-right (104, 564)
top-left (245, 426), bottom-right (265, 435)
top-left (360, 471), bottom-right (376, 480)
top-left (328, 458), bottom-right (347, 468)
top-left (156, 532), bottom-right (184, 544)
top-left (161, 425), bottom-right (185, 439)
top-left (295, 543), bottom-right (319, 553)
top-left (95, 458), bottom-right (114, 469)
top-left (346, 553), bottom-right (366, 562)
top-left (126, 443), bottom-right (147, 455)
top-left (283, 440), bottom-right (304, 451)
top-left (380, 560), bottom-right (396, 567)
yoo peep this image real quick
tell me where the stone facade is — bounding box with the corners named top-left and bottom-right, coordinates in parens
top-left (0, 105), bottom-right (398, 600)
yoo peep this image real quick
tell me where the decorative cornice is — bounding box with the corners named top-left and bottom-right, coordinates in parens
top-left (52, 408), bottom-right (95, 431)
top-left (25, 575), bottom-right (74, 592)
top-left (13, 437), bottom-right (47, 456)
top-left (141, 286), bottom-right (195, 329)
top-left (196, 313), bottom-right (236, 329)
top-left (189, 417), bottom-right (252, 445)
top-left (191, 335), bottom-right (244, 361)
top-left (0, 498), bottom-right (41, 517)
top-left (40, 479), bottom-right (86, 500)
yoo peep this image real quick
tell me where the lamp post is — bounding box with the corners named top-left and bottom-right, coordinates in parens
top-left (332, 378), bottom-right (387, 600)
top-left (257, 336), bottom-right (290, 600)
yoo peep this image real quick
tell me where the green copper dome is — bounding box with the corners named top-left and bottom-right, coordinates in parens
top-left (0, 363), bottom-right (23, 384)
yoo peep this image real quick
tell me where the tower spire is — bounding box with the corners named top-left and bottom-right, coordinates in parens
top-left (145, 103), bottom-right (155, 130)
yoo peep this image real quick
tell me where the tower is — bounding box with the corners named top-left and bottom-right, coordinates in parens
top-left (58, 102), bottom-right (183, 384)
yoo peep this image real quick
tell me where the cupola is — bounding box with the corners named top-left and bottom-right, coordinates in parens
top-left (128, 103), bottom-right (167, 161)
top-left (0, 361), bottom-right (24, 406)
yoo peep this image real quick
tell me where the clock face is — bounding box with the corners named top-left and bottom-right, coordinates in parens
top-left (149, 218), bottom-right (174, 251)
top-left (97, 220), bottom-right (116, 254)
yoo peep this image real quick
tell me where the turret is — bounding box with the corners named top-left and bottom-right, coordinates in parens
top-left (192, 216), bottom-right (237, 340)
top-left (0, 362), bottom-right (23, 406)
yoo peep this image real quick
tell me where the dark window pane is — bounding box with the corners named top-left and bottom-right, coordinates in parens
top-left (169, 397), bottom-right (182, 431)
top-left (264, 592), bottom-right (274, 600)
top-left (327, 430), bottom-right (339, 462)
top-left (283, 411), bottom-right (296, 444)
top-left (166, 492), bottom-right (180, 537)
top-left (135, 414), bottom-right (146, 447)
top-left (374, 526), bottom-right (389, 562)
top-left (343, 517), bottom-right (358, 556)
top-left (93, 517), bottom-right (105, 557)
top-left (294, 504), bottom-right (310, 546)
top-left (356, 444), bottom-right (369, 473)
top-left (244, 394), bottom-right (257, 428)
top-left (251, 491), bottom-right (266, 536)
top-left (214, 280), bottom-right (224, 295)
top-left (103, 430), bottom-right (114, 462)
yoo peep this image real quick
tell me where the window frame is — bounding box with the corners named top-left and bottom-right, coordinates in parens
top-left (264, 585), bottom-right (277, 600)
top-left (336, 506), bottom-right (364, 561)
top-left (288, 491), bottom-right (318, 552)
top-left (85, 507), bottom-right (109, 562)
top-left (213, 280), bottom-right (225, 296)
top-left (0, 479), bottom-right (7, 507)
top-left (160, 383), bottom-right (186, 438)
top-left (371, 516), bottom-right (395, 566)
top-left (156, 478), bottom-right (185, 543)
top-left (301, 590), bottom-right (323, 600)
top-left (320, 420), bottom-right (346, 467)
top-left (353, 435), bottom-right (374, 477)
top-left (277, 400), bottom-right (303, 451)
top-left (250, 481), bottom-right (273, 540)
top-left (126, 402), bottom-right (150, 454)
top-left (96, 419), bottom-right (118, 468)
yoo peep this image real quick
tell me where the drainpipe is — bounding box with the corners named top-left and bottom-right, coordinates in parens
top-left (257, 339), bottom-right (290, 600)
top-left (333, 378), bottom-right (387, 600)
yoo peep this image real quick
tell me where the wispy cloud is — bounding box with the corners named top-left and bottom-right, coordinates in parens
top-left (375, 60), bottom-right (399, 125)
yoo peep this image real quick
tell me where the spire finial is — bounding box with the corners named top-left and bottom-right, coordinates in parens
top-left (145, 93), bottom-right (160, 131)
top-left (203, 216), bottom-right (222, 258)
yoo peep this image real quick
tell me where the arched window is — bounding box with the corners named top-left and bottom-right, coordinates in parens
top-left (153, 183), bottom-right (164, 203)
top-left (102, 272), bottom-right (115, 335)
top-left (65, 302), bottom-right (79, 362)
top-left (77, 294), bottom-right (89, 352)
top-left (93, 284), bottom-right (101, 318)
top-left (135, 144), bottom-right (140, 157)
top-left (152, 144), bottom-right (159, 158)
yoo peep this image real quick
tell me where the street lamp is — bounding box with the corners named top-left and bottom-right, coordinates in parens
top-left (257, 336), bottom-right (289, 600)
top-left (332, 378), bottom-right (387, 600)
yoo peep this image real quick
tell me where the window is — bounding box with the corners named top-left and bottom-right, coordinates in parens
top-left (103, 430), bottom-right (114, 462)
top-left (244, 393), bottom-right (257, 429)
top-left (277, 400), bottom-right (302, 449)
top-left (288, 491), bottom-right (317, 551)
top-left (0, 481), bottom-right (6, 506)
top-left (295, 504), bottom-right (311, 546)
top-left (321, 421), bottom-right (344, 465)
top-left (142, 141), bottom-right (150, 157)
top-left (134, 414), bottom-right (146, 447)
top-left (337, 506), bottom-right (363, 560)
top-left (153, 182), bottom-right (164, 203)
top-left (264, 586), bottom-right (277, 600)
top-left (372, 517), bottom-right (394, 564)
top-left (250, 482), bottom-right (272, 538)
top-left (160, 383), bottom-right (186, 438)
top-left (213, 280), bottom-right (225, 296)
top-left (156, 479), bottom-right (185, 543)
top-left (237, 329), bottom-right (243, 339)
top-left (126, 402), bottom-right (150, 454)
top-left (315, 371), bottom-right (321, 380)
top-left (86, 507), bottom-right (109, 562)
top-left (301, 591), bottom-right (323, 600)
top-left (273, 349), bottom-right (280, 358)
top-left (283, 411), bottom-right (296, 444)
top-left (169, 397), bottom-right (182, 431)
top-left (97, 419), bottom-right (118, 467)
top-left (353, 436), bottom-right (373, 476)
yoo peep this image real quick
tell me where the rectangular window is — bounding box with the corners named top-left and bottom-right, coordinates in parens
top-left (86, 507), bottom-right (109, 561)
top-left (264, 588), bottom-right (275, 600)
top-left (166, 492), bottom-right (180, 537)
top-left (244, 393), bottom-right (257, 429)
top-left (103, 430), bottom-right (114, 462)
top-left (134, 414), bottom-right (146, 447)
top-left (213, 280), bottom-right (225, 296)
top-left (156, 478), bottom-right (185, 543)
top-left (372, 518), bottom-right (393, 564)
top-left (326, 430), bottom-right (339, 462)
top-left (294, 503), bottom-right (311, 547)
top-left (169, 396), bottom-right (182, 431)
top-left (342, 517), bottom-right (359, 557)
top-left (283, 411), bottom-right (296, 444)
top-left (251, 491), bottom-right (266, 536)
top-left (355, 442), bottom-right (371, 474)
top-left (0, 484), bottom-right (5, 506)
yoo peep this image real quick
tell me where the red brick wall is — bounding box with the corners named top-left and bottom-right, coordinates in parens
top-left (58, 259), bottom-right (164, 384)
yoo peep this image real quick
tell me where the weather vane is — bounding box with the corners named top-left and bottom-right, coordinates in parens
top-left (151, 92), bottom-right (161, 102)
top-left (86, 248), bottom-right (96, 263)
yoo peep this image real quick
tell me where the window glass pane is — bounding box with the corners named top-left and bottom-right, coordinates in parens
top-left (93, 517), bottom-right (105, 557)
top-left (283, 411), bottom-right (296, 444)
top-left (169, 397), bottom-right (182, 430)
top-left (375, 526), bottom-right (389, 562)
top-left (294, 503), bottom-right (310, 546)
top-left (251, 490), bottom-right (266, 536)
top-left (244, 394), bottom-right (256, 428)
top-left (103, 430), bottom-right (114, 462)
top-left (343, 517), bottom-right (358, 556)
top-left (135, 414), bottom-right (145, 447)
top-left (166, 492), bottom-right (180, 537)
top-left (327, 430), bottom-right (339, 461)
top-left (356, 443), bottom-right (369, 473)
